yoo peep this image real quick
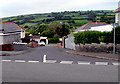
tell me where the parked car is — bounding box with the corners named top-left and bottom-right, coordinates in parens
top-left (39, 41), bottom-right (45, 46)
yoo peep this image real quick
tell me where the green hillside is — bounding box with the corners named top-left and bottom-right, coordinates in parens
top-left (2, 10), bottom-right (115, 28)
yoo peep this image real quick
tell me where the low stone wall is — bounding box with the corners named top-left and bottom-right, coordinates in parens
top-left (76, 43), bottom-right (120, 53)
top-left (13, 44), bottom-right (27, 51)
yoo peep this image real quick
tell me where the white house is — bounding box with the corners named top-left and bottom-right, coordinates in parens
top-left (0, 22), bottom-right (25, 45)
top-left (90, 25), bottom-right (113, 32)
top-left (115, 1), bottom-right (120, 25)
top-left (75, 22), bottom-right (112, 32)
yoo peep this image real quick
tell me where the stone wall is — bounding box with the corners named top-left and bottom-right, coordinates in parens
top-left (13, 44), bottom-right (27, 51)
top-left (76, 43), bottom-right (120, 53)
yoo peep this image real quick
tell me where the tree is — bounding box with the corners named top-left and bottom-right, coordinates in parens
top-left (41, 30), bottom-right (54, 38)
top-left (48, 21), bottom-right (70, 37)
top-left (36, 24), bottom-right (48, 34)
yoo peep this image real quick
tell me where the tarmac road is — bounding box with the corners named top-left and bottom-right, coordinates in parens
top-left (2, 46), bottom-right (117, 65)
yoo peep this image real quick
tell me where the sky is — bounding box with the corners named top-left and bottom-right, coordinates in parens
top-left (0, 0), bottom-right (119, 18)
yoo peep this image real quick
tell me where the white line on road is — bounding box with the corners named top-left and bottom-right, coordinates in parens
top-left (60, 61), bottom-right (73, 64)
top-left (78, 61), bottom-right (90, 65)
top-left (112, 62), bottom-right (120, 65)
top-left (28, 61), bottom-right (39, 63)
top-left (2, 60), bottom-right (12, 62)
top-left (2, 59), bottom-right (119, 66)
top-left (15, 60), bottom-right (26, 63)
top-left (45, 60), bottom-right (57, 63)
top-left (95, 62), bottom-right (108, 65)
top-left (43, 55), bottom-right (47, 62)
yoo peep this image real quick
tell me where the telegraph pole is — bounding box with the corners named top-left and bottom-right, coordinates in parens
top-left (113, 23), bottom-right (116, 54)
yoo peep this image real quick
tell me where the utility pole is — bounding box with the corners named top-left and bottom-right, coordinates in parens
top-left (113, 23), bottom-right (116, 54)
top-left (112, 23), bottom-right (118, 54)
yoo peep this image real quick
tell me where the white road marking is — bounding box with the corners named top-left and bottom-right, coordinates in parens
top-left (45, 60), bottom-right (57, 63)
top-left (60, 61), bottom-right (73, 64)
top-left (15, 60), bottom-right (26, 63)
top-left (78, 61), bottom-right (90, 65)
top-left (112, 62), bottom-right (120, 65)
top-left (95, 62), bottom-right (108, 65)
top-left (2, 59), bottom-right (119, 66)
top-left (28, 61), bottom-right (39, 63)
top-left (2, 60), bottom-right (12, 62)
top-left (43, 55), bottom-right (47, 62)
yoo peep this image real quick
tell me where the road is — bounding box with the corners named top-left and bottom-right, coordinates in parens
top-left (2, 61), bottom-right (119, 82)
top-left (1, 46), bottom-right (119, 82)
top-left (2, 46), bottom-right (118, 64)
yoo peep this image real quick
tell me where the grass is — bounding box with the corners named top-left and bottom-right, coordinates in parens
top-left (2, 10), bottom-right (115, 27)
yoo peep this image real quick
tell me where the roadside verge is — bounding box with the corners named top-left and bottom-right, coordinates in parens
top-left (65, 49), bottom-right (120, 61)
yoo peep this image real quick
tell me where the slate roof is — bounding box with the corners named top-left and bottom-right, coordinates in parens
top-left (115, 7), bottom-right (120, 12)
top-left (75, 22), bottom-right (108, 32)
top-left (26, 35), bottom-right (40, 39)
top-left (0, 22), bottom-right (24, 34)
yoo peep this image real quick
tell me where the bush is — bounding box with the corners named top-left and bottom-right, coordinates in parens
top-left (48, 35), bottom-right (59, 43)
top-left (48, 38), bottom-right (59, 43)
top-left (74, 31), bottom-right (102, 44)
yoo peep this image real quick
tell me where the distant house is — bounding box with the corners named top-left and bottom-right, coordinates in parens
top-left (26, 35), bottom-right (40, 43)
top-left (115, 1), bottom-right (120, 25)
top-left (0, 22), bottom-right (25, 45)
top-left (75, 22), bottom-right (113, 32)
top-left (25, 35), bottom-right (48, 44)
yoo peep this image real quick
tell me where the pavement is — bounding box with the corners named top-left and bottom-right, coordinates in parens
top-left (0, 48), bottom-right (34, 56)
top-left (65, 49), bottom-right (120, 61)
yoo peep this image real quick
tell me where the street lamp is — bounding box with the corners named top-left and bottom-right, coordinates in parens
top-left (112, 23), bottom-right (118, 54)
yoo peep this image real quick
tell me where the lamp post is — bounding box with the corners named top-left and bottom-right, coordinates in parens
top-left (112, 23), bottom-right (118, 54)
top-left (113, 23), bottom-right (116, 54)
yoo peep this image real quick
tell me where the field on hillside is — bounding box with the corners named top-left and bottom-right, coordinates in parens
top-left (2, 10), bottom-right (115, 28)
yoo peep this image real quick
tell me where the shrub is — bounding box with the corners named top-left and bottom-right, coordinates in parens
top-left (74, 31), bottom-right (102, 44)
top-left (48, 35), bottom-right (59, 43)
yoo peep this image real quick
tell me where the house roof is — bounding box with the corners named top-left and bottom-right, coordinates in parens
top-left (0, 22), bottom-right (24, 34)
top-left (115, 7), bottom-right (120, 12)
top-left (75, 22), bottom-right (108, 32)
top-left (26, 35), bottom-right (40, 39)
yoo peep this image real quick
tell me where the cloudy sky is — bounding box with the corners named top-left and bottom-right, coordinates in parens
top-left (0, 0), bottom-right (119, 18)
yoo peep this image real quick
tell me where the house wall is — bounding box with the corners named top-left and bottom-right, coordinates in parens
top-left (116, 1), bottom-right (120, 25)
top-left (65, 35), bottom-right (75, 50)
top-left (90, 25), bottom-right (113, 32)
top-left (116, 12), bottom-right (120, 25)
top-left (0, 36), bottom-right (3, 44)
top-left (0, 33), bottom-right (21, 45)
top-left (21, 30), bottom-right (25, 38)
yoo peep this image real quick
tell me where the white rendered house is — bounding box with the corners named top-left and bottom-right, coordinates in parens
top-left (115, 1), bottom-right (120, 25)
top-left (0, 22), bottom-right (25, 45)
